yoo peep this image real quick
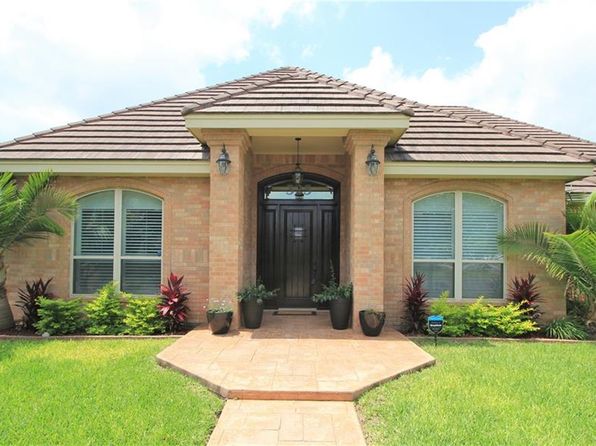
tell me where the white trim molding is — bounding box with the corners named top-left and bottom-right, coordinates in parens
top-left (385, 162), bottom-right (593, 180)
top-left (0, 160), bottom-right (210, 176)
top-left (184, 113), bottom-right (411, 143)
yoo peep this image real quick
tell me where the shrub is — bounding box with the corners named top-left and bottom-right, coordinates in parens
top-left (508, 273), bottom-right (541, 321)
top-left (429, 292), bottom-right (469, 336)
top-left (466, 299), bottom-right (539, 337)
top-left (16, 277), bottom-right (54, 329)
top-left (544, 317), bottom-right (588, 340)
top-left (124, 297), bottom-right (166, 335)
top-left (402, 273), bottom-right (429, 333)
top-left (34, 298), bottom-right (86, 335)
top-left (158, 273), bottom-right (190, 333)
top-left (85, 282), bottom-right (127, 335)
top-left (429, 294), bottom-right (539, 337)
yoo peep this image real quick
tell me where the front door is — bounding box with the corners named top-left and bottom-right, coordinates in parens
top-left (258, 174), bottom-right (340, 308)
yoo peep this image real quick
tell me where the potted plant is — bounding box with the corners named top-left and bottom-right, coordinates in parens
top-left (312, 268), bottom-right (352, 330)
top-left (237, 281), bottom-right (277, 329)
top-left (206, 298), bottom-right (233, 335)
top-left (359, 309), bottom-right (386, 336)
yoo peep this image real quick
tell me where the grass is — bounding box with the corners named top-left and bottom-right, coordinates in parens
top-left (0, 339), bottom-right (223, 445)
top-left (357, 340), bottom-right (596, 446)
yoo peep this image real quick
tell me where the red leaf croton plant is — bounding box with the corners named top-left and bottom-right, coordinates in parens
top-left (158, 273), bottom-right (190, 333)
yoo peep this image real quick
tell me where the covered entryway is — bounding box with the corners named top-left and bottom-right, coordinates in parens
top-left (258, 173), bottom-right (340, 308)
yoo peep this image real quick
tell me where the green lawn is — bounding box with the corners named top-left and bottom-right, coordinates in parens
top-left (358, 340), bottom-right (596, 446)
top-left (0, 340), bottom-right (223, 445)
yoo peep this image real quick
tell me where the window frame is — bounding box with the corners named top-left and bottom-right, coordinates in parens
top-left (411, 191), bottom-right (506, 301)
top-left (70, 188), bottom-right (164, 297)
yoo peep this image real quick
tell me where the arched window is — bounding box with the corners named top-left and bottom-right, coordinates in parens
top-left (413, 192), bottom-right (504, 299)
top-left (73, 190), bottom-right (163, 295)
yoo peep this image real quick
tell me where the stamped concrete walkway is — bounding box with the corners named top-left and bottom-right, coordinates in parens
top-left (157, 312), bottom-right (435, 400)
top-left (207, 400), bottom-right (366, 446)
top-left (157, 312), bottom-right (435, 445)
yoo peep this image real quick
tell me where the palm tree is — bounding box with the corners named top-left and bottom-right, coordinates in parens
top-left (498, 192), bottom-right (596, 317)
top-left (0, 171), bottom-right (77, 329)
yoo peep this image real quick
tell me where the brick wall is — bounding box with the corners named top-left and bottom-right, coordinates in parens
top-left (4, 170), bottom-right (569, 330)
top-left (384, 178), bottom-right (568, 328)
top-left (5, 176), bottom-right (210, 323)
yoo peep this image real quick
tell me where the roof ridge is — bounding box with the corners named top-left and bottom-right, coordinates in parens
top-left (292, 67), bottom-right (415, 116)
top-left (180, 67), bottom-right (298, 116)
top-left (0, 66), bottom-right (293, 149)
top-left (426, 104), bottom-right (593, 163)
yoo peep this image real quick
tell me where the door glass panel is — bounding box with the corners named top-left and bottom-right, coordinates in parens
top-left (265, 179), bottom-right (334, 200)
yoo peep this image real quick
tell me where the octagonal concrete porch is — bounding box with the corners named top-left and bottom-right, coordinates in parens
top-left (157, 312), bottom-right (435, 401)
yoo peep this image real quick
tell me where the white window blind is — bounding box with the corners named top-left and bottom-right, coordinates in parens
top-left (120, 191), bottom-right (162, 294)
top-left (462, 193), bottom-right (503, 261)
top-left (413, 192), bottom-right (505, 300)
top-left (73, 190), bottom-right (162, 295)
top-left (74, 191), bottom-right (114, 256)
top-left (413, 193), bottom-right (455, 259)
top-left (122, 191), bottom-right (162, 256)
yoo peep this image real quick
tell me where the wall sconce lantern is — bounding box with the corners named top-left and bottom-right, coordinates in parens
top-left (216, 145), bottom-right (231, 175)
top-left (365, 145), bottom-right (381, 176)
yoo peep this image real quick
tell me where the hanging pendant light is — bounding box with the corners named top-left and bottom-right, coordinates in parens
top-left (286, 137), bottom-right (311, 199)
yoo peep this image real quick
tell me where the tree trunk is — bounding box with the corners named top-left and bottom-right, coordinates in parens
top-left (0, 255), bottom-right (15, 330)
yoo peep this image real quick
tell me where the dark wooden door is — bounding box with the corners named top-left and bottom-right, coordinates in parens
top-left (258, 200), bottom-right (339, 308)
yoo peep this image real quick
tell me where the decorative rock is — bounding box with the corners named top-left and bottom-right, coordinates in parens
top-left (41, 332), bottom-right (50, 338)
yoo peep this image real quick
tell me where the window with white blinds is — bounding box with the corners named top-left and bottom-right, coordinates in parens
top-left (413, 192), bottom-right (504, 300)
top-left (73, 190), bottom-right (162, 295)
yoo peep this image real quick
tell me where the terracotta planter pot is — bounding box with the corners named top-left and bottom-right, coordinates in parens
top-left (241, 299), bottom-right (264, 329)
top-left (329, 298), bottom-right (351, 330)
top-left (359, 310), bottom-right (385, 337)
top-left (207, 311), bottom-right (233, 335)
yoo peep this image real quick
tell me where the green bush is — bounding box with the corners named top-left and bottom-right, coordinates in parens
top-left (123, 298), bottom-right (166, 335)
top-left (544, 317), bottom-right (588, 340)
top-left (34, 298), bottom-right (86, 335)
top-left (428, 292), bottom-right (469, 336)
top-left (429, 294), bottom-right (539, 337)
top-left (85, 282), bottom-right (127, 335)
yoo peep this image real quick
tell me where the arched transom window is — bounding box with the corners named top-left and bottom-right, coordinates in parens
top-left (73, 190), bottom-right (163, 295)
top-left (413, 192), bottom-right (504, 299)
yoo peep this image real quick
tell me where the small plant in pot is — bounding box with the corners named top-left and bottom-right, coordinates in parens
top-left (359, 308), bottom-right (386, 337)
top-left (206, 298), bottom-right (233, 335)
top-left (312, 268), bottom-right (352, 330)
top-left (237, 281), bottom-right (277, 329)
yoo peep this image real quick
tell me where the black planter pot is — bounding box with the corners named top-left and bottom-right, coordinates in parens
top-left (359, 310), bottom-right (386, 337)
top-left (207, 311), bottom-right (233, 335)
top-left (241, 299), bottom-right (264, 329)
top-left (329, 298), bottom-right (351, 330)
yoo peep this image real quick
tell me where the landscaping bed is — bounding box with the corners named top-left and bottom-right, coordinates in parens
top-left (357, 339), bottom-right (596, 446)
top-left (0, 339), bottom-right (223, 445)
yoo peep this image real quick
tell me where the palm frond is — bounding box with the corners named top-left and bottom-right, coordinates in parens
top-left (498, 222), bottom-right (551, 261)
top-left (545, 231), bottom-right (596, 300)
top-left (0, 171), bottom-right (77, 252)
top-left (579, 191), bottom-right (596, 232)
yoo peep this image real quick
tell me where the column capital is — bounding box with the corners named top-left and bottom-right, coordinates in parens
top-left (344, 129), bottom-right (392, 155)
top-left (201, 129), bottom-right (251, 154)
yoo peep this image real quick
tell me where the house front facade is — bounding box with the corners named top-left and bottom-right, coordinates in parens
top-left (1, 67), bottom-right (594, 329)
